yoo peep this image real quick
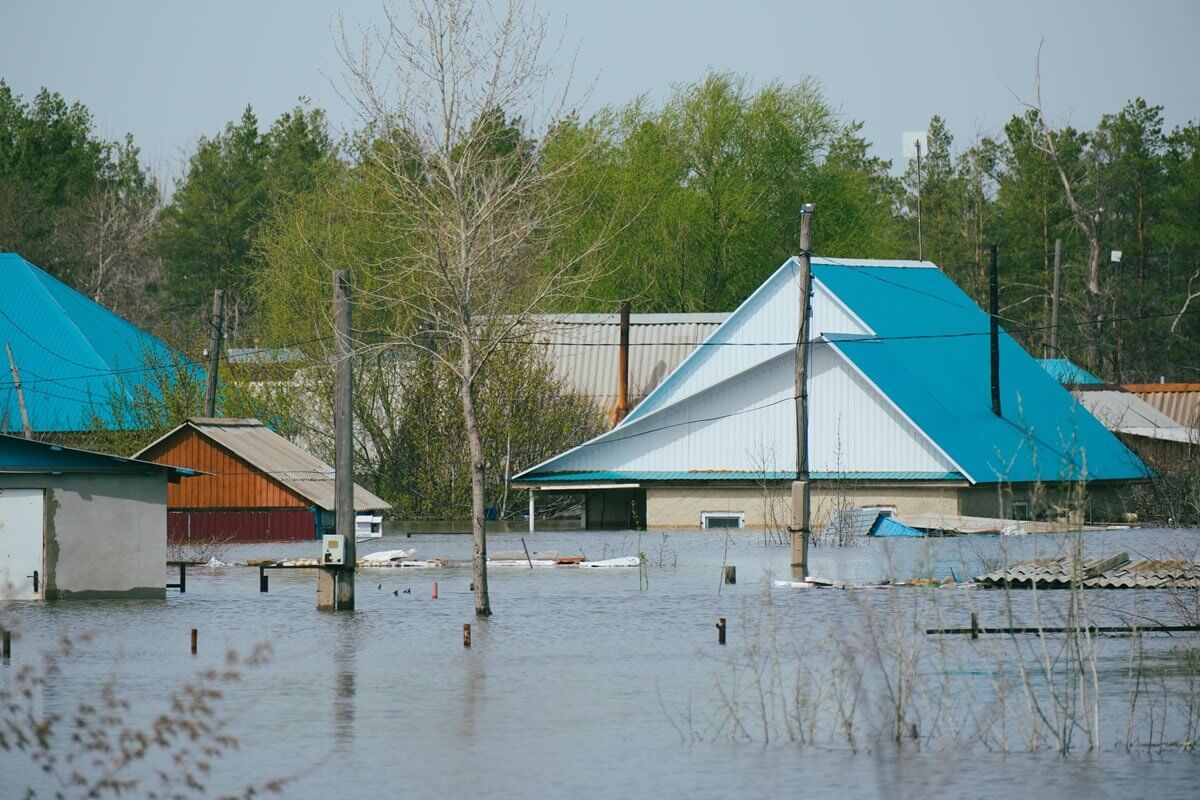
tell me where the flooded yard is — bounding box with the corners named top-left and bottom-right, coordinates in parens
top-left (4, 526), bottom-right (1200, 798)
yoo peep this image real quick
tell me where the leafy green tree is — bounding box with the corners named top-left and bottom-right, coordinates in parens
top-left (159, 103), bottom-right (336, 336)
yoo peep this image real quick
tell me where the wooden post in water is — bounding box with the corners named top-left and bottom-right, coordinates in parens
top-left (723, 565), bottom-right (736, 584)
top-left (790, 204), bottom-right (815, 579)
top-left (2, 627), bottom-right (11, 658)
top-left (463, 623), bottom-right (471, 648)
top-left (431, 581), bottom-right (438, 600)
top-left (716, 617), bottom-right (727, 645)
top-left (190, 628), bottom-right (198, 654)
top-left (970, 612), bottom-right (980, 640)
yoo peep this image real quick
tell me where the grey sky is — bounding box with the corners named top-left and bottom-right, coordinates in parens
top-left (2, 0), bottom-right (1197, 182)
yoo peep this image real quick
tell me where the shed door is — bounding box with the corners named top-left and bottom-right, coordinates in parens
top-left (0, 489), bottom-right (45, 600)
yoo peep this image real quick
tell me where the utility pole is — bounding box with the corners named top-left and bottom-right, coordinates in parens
top-left (790, 204), bottom-right (815, 578)
top-left (204, 289), bottom-right (225, 417)
top-left (1048, 238), bottom-right (1062, 357)
top-left (5, 343), bottom-right (32, 438)
top-left (989, 244), bottom-right (1002, 418)
top-left (915, 139), bottom-right (923, 262)
top-left (318, 270), bottom-right (357, 611)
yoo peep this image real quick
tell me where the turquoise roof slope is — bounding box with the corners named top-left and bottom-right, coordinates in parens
top-left (813, 264), bottom-right (1146, 483)
top-left (0, 253), bottom-right (187, 432)
top-left (1038, 358), bottom-right (1104, 385)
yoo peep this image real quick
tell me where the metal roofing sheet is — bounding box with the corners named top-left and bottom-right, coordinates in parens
top-left (814, 263), bottom-right (1147, 483)
top-left (1069, 389), bottom-right (1198, 443)
top-left (0, 253), bottom-right (188, 432)
top-left (0, 432), bottom-right (196, 476)
top-left (138, 418), bottom-right (390, 510)
top-left (1038, 358), bottom-right (1104, 385)
top-left (1123, 384), bottom-right (1200, 428)
top-left (532, 313), bottom-right (728, 409)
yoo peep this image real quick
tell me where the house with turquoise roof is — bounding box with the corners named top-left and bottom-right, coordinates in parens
top-left (0, 253), bottom-right (187, 434)
top-left (513, 257), bottom-right (1147, 529)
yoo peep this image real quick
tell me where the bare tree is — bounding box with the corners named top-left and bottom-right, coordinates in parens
top-left (338, 0), bottom-right (605, 615)
top-left (1023, 46), bottom-right (1107, 368)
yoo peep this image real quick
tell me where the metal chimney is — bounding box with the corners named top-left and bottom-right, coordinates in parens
top-left (611, 300), bottom-right (631, 426)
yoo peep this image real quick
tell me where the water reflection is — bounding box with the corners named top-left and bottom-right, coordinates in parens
top-left (332, 612), bottom-right (362, 748)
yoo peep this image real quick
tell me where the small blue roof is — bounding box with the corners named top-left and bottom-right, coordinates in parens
top-left (813, 264), bottom-right (1145, 483)
top-left (1038, 358), bottom-right (1104, 385)
top-left (0, 253), bottom-right (189, 432)
top-left (0, 432), bottom-right (197, 478)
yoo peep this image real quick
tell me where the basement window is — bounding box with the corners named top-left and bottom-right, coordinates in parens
top-left (701, 512), bottom-right (745, 530)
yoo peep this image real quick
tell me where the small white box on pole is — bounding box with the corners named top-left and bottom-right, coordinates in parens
top-left (322, 534), bottom-right (346, 566)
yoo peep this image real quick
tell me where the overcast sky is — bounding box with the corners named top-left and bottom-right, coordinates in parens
top-left (2, 0), bottom-right (1197, 183)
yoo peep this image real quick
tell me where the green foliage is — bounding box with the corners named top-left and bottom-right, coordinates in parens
top-left (541, 72), bottom-right (905, 312)
top-left (159, 102), bottom-right (336, 335)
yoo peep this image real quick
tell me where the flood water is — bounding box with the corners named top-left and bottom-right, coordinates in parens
top-left (4, 525), bottom-right (1200, 798)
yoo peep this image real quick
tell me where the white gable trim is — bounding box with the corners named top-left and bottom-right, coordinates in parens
top-left (812, 257), bottom-right (938, 269)
top-left (813, 277), bottom-right (873, 336)
top-left (823, 337), bottom-right (976, 484)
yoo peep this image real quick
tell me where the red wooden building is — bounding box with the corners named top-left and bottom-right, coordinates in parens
top-left (135, 417), bottom-right (390, 542)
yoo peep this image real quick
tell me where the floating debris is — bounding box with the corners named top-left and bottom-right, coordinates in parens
top-left (974, 552), bottom-right (1200, 589)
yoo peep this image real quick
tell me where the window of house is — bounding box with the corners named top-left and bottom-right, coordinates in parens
top-left (701, 512), bottom-right (745, 529)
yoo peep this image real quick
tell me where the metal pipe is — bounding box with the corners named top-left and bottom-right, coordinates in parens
top-left (612, 300), bottom-right (631, 426)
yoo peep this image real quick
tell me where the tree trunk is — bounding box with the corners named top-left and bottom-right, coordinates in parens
top-left (459, 341), bottom-right (492, 617)
top-left (1086, 237), bottom-right (1103, 371)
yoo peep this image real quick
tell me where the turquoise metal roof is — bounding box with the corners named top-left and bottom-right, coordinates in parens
top-left (517, 470), bottom-right (966, 484)
top-left (0, 253), bottom-right (188, 432)
top-left (0, 432), bottom-right (197, 477)
top-left (813, 264), bottom-right (1146, 483)
top-left (1038, 358), bottom-right (1105, 385)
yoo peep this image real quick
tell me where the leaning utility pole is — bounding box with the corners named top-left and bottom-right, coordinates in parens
top-left (328, 269), bottom-right (356, 610)
top-left (790, 204), bottom-right (815, 578)
top-left (5, 342), bottom-right (32, 439)
top-left (204, 289), bottom-right (225, 417)
top-left (1048, 238), bottom-right (1062, 357)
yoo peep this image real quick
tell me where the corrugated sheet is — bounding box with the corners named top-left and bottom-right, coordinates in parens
top-left (975, 554), bottom-right (1200, 589)
top-left (136, 418), bottom-right (390, 511)
top-left (168, 509), bottom-right (316, 543)
top-left (1123, 384), bottom-right (1200, 428)
top-left (1038, 358), bottom-right (1104, 385)
top-left (0, 432), bottom-right (195, 477)
top-left (0, 253), bottom-right (187, 432)
top-left (1070, 388), bottom-right (1198, 444)
top-left (533, 313), bottom-right (728, 409)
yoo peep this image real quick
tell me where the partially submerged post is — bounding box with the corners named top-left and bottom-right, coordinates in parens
top-left (319, 270), bottom-right (356, 610)
top-left (790, 204), bottom-right (815, 579)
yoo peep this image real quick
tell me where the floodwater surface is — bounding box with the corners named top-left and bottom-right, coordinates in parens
top-left (3, 526), bottom-right (1200, 799)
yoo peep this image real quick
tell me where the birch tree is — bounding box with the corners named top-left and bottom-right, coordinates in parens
top-left (339, 0), bottom-right (602, 616)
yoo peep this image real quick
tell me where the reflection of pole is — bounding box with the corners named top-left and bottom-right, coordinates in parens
top-left (790, 205), bottom-right (814, 577)
top-left (204, 289), bottom-right (225, 417)
top-left (1048, 238), bottom-right (1062, 357)
top-left (6, 342), bottom-right (32, 438)
top-left (916, 139), bottom-right (923, 262)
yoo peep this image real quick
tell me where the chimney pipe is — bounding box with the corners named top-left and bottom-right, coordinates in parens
top-left (612, 300), bottom-right (631, 426)
top-left (989, 244), bottom-right (1002, 418)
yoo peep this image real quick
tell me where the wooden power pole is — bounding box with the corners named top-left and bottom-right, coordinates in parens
top-left (1048, 238), bottom-right (1062, 357)
top-left (6, 342), bottom-right (32, 438)
top-left (319, 270), bottom-right (356, 610)
top-left (790, 204), bottom-right (815, 578)
top-left (204, 289), bottom-right (225, 417)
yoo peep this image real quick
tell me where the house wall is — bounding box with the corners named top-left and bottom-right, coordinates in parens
top-left (141, 427), bottom-right (307, 510)
top-left (643, 483), bottom-right (961, 529)
top-left (0, 473), bottom-right (167, 599)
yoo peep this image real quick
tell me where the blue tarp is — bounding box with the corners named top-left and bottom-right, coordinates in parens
top-left (869, 516), bottom-right (926, 538)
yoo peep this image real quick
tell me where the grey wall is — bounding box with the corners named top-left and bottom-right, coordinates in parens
top-left (0, 473), bottom-right (167, 599)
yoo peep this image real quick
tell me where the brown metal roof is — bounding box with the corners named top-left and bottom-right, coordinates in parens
top-left (1122, 384), bottom-right (1200, 428)
top-left (135, 418), bottom-right (390, 511)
